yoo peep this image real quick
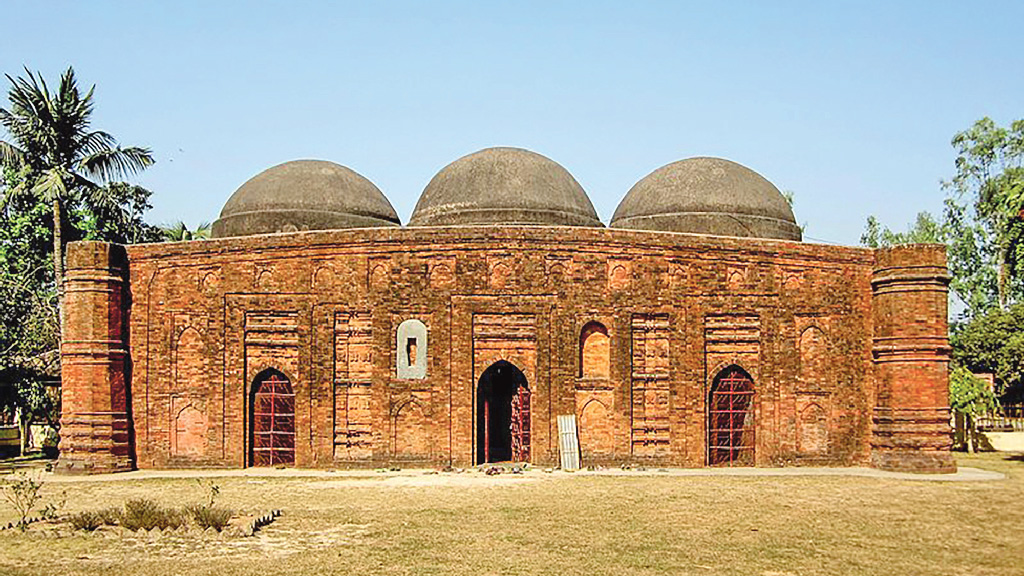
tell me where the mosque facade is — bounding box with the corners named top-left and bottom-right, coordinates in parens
top-left (56, 148), bottom-right (956, 474)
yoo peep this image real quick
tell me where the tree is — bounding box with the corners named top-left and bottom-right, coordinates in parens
top-left (951, 302), bottom-right (1024, 401)
top-left (862, 117), bottom-right (1024, 318)
top-left (948, 365), bottom-right (998, 452)
top-left (0, 69), bottom-right (160, 442)
top-left (0, 67), bottom-right (155, 330)
top-left (77, 182), bottom-right (162, 245)
top-left (946, 117), bottom-right (1024, 309)
top-left (162, 220), bottom-right (211, 242)
top-left (863, 118), bottom-right (1024, 418)
top-left (861, 211), bottom-right (944, 247)
top-left (0, 168), bottom-right (60, 445)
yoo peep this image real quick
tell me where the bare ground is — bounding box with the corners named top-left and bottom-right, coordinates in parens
top-left (1, 453), bottom-right (1021, 576)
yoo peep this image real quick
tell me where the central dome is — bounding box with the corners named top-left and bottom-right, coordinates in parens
top-left (408, 147), bottom-right (603, 227)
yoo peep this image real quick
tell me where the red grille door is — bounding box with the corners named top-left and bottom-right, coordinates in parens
top-left (708, 367), bottom-right (755, 466)
top-left (510, 384), bottom-right (531, 462)
top-left (251, 372), bottom-right (295, 466)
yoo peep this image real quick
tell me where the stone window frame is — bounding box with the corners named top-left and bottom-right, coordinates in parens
top-left (395, 319), bottom-right (428, 380)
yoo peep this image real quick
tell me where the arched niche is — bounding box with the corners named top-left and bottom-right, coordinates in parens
top-left (798, 402), bottom-right (829, 455)
top-left (799, 326), bottom-right (828, 388)
top-left (174, 327), bottom-right (204, 391)
top-left (396, 319), bottom-right (428, 379)
top-left (393, 400), bottom-right (430, 458)
top-left (579, 399), bottom-right (613, 456)
top-left (580, 321), bottom-right (610, 379)
top-left (171, 404), bottom-right (205, 458)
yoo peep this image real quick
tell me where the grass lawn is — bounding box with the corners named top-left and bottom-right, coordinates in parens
top-left (0, 453), bottom-right (1022, 576)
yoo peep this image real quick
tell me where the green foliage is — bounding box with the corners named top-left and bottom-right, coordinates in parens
top-left (120, 498), bottom-right (185, 531)
top-left (951, 302), bottom-right (1024, 400)
top-left (0, 68), bottom-right (159, 251)
top-left (863, 118), bottom-right (1024, 413)
top-left (949, 365), bottom-right (998, 416)
top-left (0, 67), bottom-right (161, 419)
top-left (0, 67), bottom-right (155, 202)
top-left (861, 211), bottom-right (944, 247)
top-left (76, 182), bottom-right (163, 244)
top-left (941, 197), bottom-right (1001, 315)
top-left (162, 220), bottom-right (211, 242)
top-left (862, 117), bottom-right (1024, 318)
top-left (861, 202), bottom-right (998, 316)
top-left (0, 185), bottom-right (60, 420)
top-left (946, 117), bottom-right (1024, 309)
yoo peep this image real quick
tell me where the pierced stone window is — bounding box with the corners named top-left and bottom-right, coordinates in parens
top-left (406, 337), bottom-right (418, 367)
top-left (396, 319), bottom-right (428, 379)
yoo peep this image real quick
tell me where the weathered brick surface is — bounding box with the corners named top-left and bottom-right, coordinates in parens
top-left (56, 242), bottom-right (133, 474)
top-left (58, 226), bottom-right (955, 472)
top-left (870, 245), bottom-right (956, 473)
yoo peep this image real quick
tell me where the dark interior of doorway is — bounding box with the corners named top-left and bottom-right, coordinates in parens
top-left (476, 360), bottom-right (530, 464)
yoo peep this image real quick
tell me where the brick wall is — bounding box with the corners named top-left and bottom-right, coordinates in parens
top-left (57, 226), bottom-right (953, 472)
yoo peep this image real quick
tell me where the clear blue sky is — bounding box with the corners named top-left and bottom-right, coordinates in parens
top-left (2, 1), bottom-right (1022, 245)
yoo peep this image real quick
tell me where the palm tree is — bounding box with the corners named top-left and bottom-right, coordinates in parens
top-left (162, 220), bottom-right (211, 242)
top-left (0, 67), bottom-right (154, 331)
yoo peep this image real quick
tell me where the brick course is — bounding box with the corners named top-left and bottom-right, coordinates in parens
top-left (56, 226), bottom-right (955, 473)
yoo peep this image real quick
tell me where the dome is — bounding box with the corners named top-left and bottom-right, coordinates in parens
top-left (407, 147), bottom-right (603, 228)
top-left (610, 157), bottom-right (801, 241)
top-left (212, 160), bottom-right (400, 238)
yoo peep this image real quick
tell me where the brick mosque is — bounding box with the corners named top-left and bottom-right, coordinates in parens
top-left (56, 147), bottom-right (956, 474)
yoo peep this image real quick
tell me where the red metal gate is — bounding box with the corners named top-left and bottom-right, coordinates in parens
top-left (251, 372), bottom-right (295, 466)
top-left (708, 367), bottom-right (755, 466)
top-left (510, 384), bottom-right (531, 462)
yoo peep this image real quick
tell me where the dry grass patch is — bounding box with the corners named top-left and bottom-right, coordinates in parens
top-left (0, 453), bottom-right (1021, 576)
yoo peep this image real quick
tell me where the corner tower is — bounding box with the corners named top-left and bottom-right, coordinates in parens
top-left (56, 242), bottom-right (133, 473)
top-left (870, 244), bottom-right (956, 473)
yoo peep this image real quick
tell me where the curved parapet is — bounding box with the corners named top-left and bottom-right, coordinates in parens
top-left (55, 241), bottom-right (133, 474)
top-left (870, 244), bottom-right (955, 473)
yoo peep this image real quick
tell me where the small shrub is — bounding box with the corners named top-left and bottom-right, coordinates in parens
top-left (121, 498), bottom-right (184, 531)
top-left (69, 511), bottom-right (103, 532)
top-left (0, 472), bottom-right (44, 530)
top-left (186, 504), bottom-right (233, 531)
top-left (97, 506), bottom-right (122, 526)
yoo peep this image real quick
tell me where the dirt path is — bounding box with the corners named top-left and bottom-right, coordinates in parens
top-left (33, 464), bottom-right (1004, 485)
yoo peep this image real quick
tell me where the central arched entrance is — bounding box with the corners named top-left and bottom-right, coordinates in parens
top-left (476, 360), bottom-right (530, 464)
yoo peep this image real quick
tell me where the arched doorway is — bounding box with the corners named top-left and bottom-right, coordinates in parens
top-left (708, 366), bottom-right (755, 467)
top-left (477, 360), bottom-right (530, 464)
top-left (250, 369), bottom-right (295, 466)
